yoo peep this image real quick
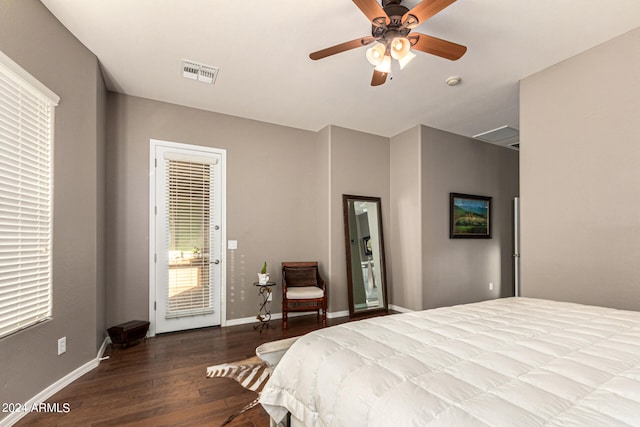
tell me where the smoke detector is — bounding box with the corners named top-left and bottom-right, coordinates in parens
top-left (445, 76), bottom-right (462, 86)
top-left (182, 60), bottom-right (219, 84)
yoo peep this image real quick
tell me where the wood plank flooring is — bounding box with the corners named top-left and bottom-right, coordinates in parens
top-left (15, 315), bottom-right (352, 427)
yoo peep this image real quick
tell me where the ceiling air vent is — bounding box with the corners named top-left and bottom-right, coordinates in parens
top-left (473, 125), bottom-right (519, 143)
top-left (182, 60), bottom-right (219, 85)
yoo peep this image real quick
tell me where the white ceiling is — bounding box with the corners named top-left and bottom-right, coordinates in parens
top-left (40, 0), bottom-right (640, 139)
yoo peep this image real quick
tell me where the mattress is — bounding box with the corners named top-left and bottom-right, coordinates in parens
top-left (259, 297), bottom-right (640, 426)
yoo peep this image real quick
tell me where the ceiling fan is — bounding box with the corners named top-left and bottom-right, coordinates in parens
top-left (309, 0), bottom-right (467, 86)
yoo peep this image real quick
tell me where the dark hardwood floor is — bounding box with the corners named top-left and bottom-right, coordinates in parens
top-left (16, 315), bottom-right (353, 427)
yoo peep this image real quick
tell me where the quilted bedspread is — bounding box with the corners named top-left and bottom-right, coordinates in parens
top-left (259, 297), bottom-right (640, 426)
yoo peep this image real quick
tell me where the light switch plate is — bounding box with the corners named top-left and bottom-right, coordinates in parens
top-left (228, 240), bottom-right (238, 250)
top-left (58, 337), bottom-right (66, 355)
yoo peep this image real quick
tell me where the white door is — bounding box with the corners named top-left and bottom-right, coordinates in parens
top-left (150, 140), bottom-right (226, 335)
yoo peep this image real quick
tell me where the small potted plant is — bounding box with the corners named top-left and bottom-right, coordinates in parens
top-left (258, 261), bottom-right (269, 285)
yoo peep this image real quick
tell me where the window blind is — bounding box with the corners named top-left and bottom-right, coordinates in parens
top-left (0, 51), bottom-right (57, 339)
top-left (165, 159), bottom-right (214, 318)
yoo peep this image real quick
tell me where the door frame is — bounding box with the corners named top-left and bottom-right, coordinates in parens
top-left (148, 139), bottom-right (227, 336)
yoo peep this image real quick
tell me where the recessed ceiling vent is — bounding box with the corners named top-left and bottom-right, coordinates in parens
top-left (182, 60), bottom-right (219, 84)
top-left (473, 125), bottom-right (519, 143)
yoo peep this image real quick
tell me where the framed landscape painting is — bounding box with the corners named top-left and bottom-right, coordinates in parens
top-left (450, 193), bottom-right (492, 239)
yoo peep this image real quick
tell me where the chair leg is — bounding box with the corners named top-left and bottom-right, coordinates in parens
top-left (322, 308), bottom-right (327, 328)
top-left (283, 310), bottom-right (288, 329)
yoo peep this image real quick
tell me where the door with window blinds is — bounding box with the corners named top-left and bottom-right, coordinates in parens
top-left (154, 145), bottom-right (223, 333)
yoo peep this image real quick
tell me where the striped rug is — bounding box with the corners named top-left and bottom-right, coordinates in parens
top-left (206, 355), bottom-right (271, 425)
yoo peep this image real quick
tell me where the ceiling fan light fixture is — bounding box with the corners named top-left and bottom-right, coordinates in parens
top-left (390, 37), bottom-right (411, 60)
top-left (366, 43), bottom-right (386, 66)
top-left (308, 0), bottom-right (466, 87)
top-left (374, 55), bottom-right (392, 73)
top-left (398, 51), bottom-right (416, 69)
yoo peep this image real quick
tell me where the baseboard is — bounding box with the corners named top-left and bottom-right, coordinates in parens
top-left (326, 310), bottom-right (349, 318)
top-left (389, 304), bottom-right (414, 313)
top-left (98, 335), bottom-right (110, 358)
top-left (0, 336), bottom-right (109, 427)
top-left (225, 310), bottom-right (347, 327)
top-left (224, 311), bottom-right (302, 327)
top-left (225, 314), bottom-right (270, 327)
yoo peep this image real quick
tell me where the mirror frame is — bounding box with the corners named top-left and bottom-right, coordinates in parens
top-left (342, 194), bottom-right (389, 318)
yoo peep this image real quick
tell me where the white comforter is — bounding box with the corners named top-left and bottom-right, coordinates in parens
top-left (260, 297), bottom-right (640, 426)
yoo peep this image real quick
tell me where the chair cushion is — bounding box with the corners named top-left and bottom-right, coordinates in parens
top-left (286, 286), bottom-right (324, 299)
top-left (284, 267), bottom-right (317, 287)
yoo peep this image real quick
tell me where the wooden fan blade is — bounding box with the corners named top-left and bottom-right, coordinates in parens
top-left (353, 0), bottom-right (390, 26)
top-left (402, 0), bottom-right (456, 28)
top-left (371, 69), bottom-right (388, 86)
top-left (309, 36), bottom-right (375, 60)
top-left (410, 32), bottom-right (467, 60)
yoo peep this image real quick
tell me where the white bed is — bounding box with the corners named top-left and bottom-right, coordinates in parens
top-left (259, 297), bottom-right (640, 426)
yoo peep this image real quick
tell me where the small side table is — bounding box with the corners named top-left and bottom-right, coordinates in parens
top-left (253, 281), bottom-right (276, 332)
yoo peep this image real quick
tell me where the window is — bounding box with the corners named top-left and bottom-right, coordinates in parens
top-left (0, 51), bottom-right (59, 339)
top-left (166, 159), bottom-right (213, 316)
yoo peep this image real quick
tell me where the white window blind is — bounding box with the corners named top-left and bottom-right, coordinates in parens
top-left (0, 51), bottom-right (58, 339)
top-left (165, 159), bottom-right (214, 318)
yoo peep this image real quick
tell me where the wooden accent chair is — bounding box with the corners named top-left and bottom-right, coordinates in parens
top-left (281, 262), bottom-right (327, 329)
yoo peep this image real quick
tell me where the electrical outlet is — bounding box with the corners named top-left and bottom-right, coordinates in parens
top-left (58, 337), bottom-right (66, 355)
top-left (267, 292), bottom-right (273, 302)
top-left (228, 240), bottom-right (238, 250)
top-left (489, 282), bottom-right (494, 291)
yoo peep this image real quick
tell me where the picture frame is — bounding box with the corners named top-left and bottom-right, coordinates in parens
top-left (450, 193), bottom-right (492, 239)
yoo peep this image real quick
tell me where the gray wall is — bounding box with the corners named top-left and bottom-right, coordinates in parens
top-left (316, 127), bottom-right (331, 285)
top-left (96, 51), bottom-right (107, 353)
top-left (105, 101), bottom-right (391, 324)
top-left (328, 126), bottom-right (390, 314)
top-left (389, 125), bottom-right (519, 311)
top-left (421, 126), bottom-right (519, 309)
top-left (0, 0), bottom-right (105, 414)
top-left (106, 94), bottom-right (321, 323)
top-left (520, 27), bottom-right (640, 310)
top-left (389, 126), bottom-right (422, 310)
top-left (106, 95), bottom-right (518, 323)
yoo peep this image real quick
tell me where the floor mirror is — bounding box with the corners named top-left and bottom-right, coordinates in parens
top-left (342, 194), bottom-right (388, 318)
